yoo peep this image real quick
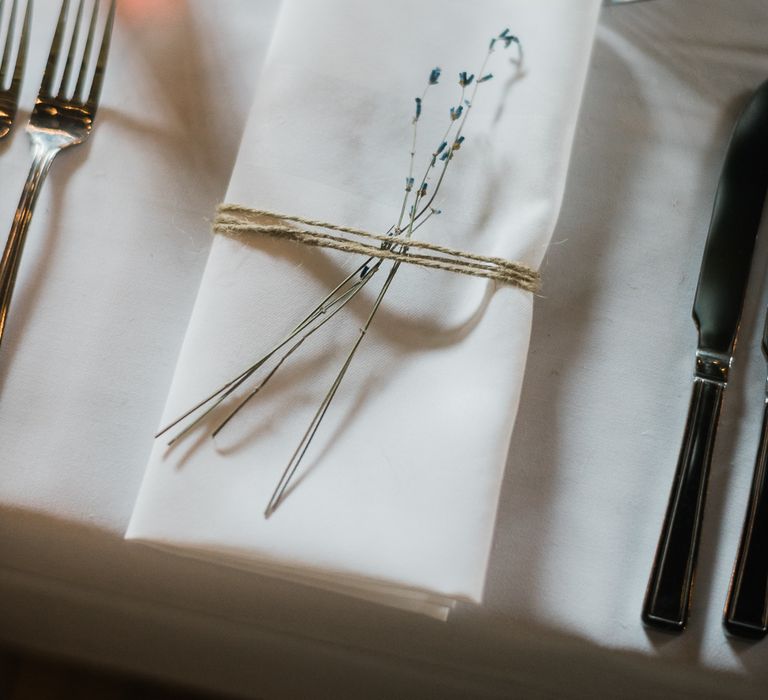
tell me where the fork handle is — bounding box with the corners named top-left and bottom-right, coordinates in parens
top-left (724, 397), bottom-right (768, 639)
top-left (0, 143), bottom-right (60, 349)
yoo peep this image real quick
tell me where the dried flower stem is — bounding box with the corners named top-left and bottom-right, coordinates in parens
top-left (159, 30), bottom-right (522, 518)
top-left (263, 33), bottom-right (520, 516)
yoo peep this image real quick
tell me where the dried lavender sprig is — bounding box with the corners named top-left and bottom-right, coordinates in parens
top-left (397, 74), bottom-right (438, 233)
top-left (197, 69), bottom-right (450, 443)
top-left (263, 31), bottom-right (518, 515)
top-left (159, 31), bottom-right (520, 516)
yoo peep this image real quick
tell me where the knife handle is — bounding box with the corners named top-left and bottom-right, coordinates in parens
top-left (643, 375), bottom-right (724, 631)
top-left (724, 397), bottom-right (768, 639)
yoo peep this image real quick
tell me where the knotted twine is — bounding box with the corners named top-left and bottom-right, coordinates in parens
top-left (213, 204), bottom-right (541, 293)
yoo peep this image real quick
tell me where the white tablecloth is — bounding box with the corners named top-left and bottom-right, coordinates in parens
top-left (1, 1), bottom-right (767, 698)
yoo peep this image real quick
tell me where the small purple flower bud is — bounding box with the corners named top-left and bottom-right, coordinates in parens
top-left (414, 97), bottom-right (422, 121)
top-left (499, 28), bottom-right (519, 48)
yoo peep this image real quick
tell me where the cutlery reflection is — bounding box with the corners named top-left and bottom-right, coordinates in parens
top-left (0, 0), bottom-right (115, 351)
top-left (0, 0), bottom-right (31, 140)
top-left (643, 79), bottom-right (768, 632)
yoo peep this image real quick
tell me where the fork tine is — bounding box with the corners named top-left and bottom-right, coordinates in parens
top-left (0, 0), bottom-right (16, 86)
top-left (58, 0), bottom-right (84, 97)
top-left (11, 0), bottom-right (31, 94)
top-left (40, 0), bottom-right (70, 97)
top-left (86, 0), bottom-right (114, 109)
top-left (73, 0), bottom-right (96, 101)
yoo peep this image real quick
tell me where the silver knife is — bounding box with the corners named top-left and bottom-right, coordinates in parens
top-left (642, 78), bottom-right (768, 632)
top-left (724, 305), bottom-right (768, 639)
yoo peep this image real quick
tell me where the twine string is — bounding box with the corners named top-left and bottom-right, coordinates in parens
top-left (214, 204), bottom-right (540, 293)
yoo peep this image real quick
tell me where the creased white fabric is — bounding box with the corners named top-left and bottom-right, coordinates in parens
top-left (0, 1), bottom-right (767, 694)
top-left (126, 0), bottom-right (600, 617)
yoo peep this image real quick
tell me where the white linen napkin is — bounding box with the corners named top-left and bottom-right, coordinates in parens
top-left (127, 0), bottom-right (600, 618)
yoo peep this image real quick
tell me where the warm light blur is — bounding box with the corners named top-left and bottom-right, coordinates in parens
top-left (118, 0), bottom-right (182, 24)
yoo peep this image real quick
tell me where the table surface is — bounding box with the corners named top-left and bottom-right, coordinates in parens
top-left (1, 1), bottom-right (768, 698)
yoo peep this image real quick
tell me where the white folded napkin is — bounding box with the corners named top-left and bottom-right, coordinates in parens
top-left (127, 0), bottom-right (600, 618)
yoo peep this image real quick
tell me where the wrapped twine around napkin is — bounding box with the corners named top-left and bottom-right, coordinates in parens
top-left (214, 204), bottom-right (541, 292)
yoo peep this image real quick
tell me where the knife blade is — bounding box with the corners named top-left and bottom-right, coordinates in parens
top-left (642, 78), bottom-right (768, 632)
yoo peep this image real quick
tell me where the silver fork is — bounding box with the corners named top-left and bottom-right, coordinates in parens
top-left (0, 0), bottom-right (31, 140)
top-left (0, 0), bottom-right (115, 348)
